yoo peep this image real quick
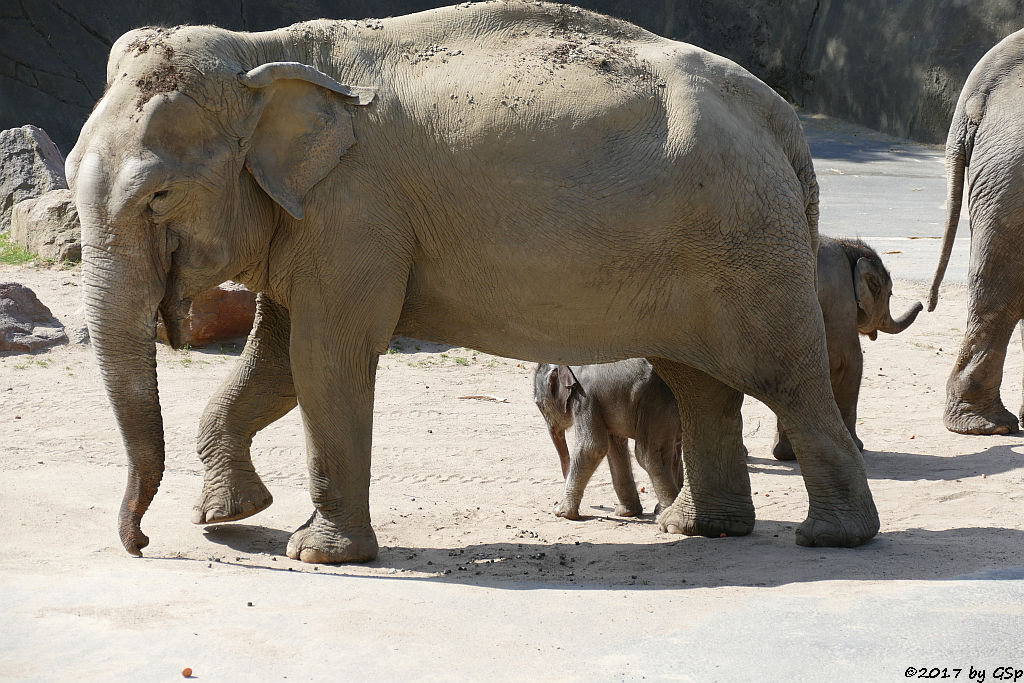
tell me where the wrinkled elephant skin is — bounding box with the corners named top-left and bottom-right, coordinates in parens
top-left (66, 2), bottom-right (878, 562)
top-left (774, 236), bottom-right (923, 460)
top-left (533, 360), bottom-right (683, 520)
top-left (929, 28), bottom-right (1024, 436)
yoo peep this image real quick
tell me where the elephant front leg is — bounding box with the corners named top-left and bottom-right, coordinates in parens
top-left (555, 423), bottom-right (609, 520)
top-left (193, 294), bottom-right (295, 524)
top-left (605, 436), bottom-right (643, 517)
top-left (648, 360), bottom-right (754, 538)
top-left (286, 343), bottom-right (379, 563)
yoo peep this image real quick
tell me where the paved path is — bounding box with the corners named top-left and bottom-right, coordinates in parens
top-left (804, 113), bottom-right (969, 285)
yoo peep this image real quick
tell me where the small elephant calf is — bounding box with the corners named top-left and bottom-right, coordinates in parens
top-left (533, 359), bottom-right (682, 519)
top-left (773, 236), bottom-right (923, 459)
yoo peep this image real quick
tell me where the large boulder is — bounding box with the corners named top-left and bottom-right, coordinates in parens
top-left (156, 282), bottom-right (256, 348)
top-left (0, 126), bottom-right (67, 234)
top-left (10, 189), bottom-right (81, 262)
top-left (0, 282), bottom-right (68, 353)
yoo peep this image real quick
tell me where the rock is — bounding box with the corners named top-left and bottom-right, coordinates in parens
top-left (157, 282), bottom-right (256, 348)
top-left (10, 189), bottom-right (81, 262)
top-left (67, 324), bottom-right (90, 345)
top-left (0, 282), bottom-right (68, 353)
top-left (6, 2), bottom-right (1024, 146)
top-left (0, 126), bottom-right (67, 234)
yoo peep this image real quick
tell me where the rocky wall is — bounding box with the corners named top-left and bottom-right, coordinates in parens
top-left (3, 0), bottom-right (1023, 151)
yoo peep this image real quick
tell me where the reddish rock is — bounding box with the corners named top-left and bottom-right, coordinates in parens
top-left (157, 282), bottom-right (256, 348)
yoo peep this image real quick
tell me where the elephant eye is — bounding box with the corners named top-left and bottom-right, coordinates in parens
top-left (148, 189), bottom-right (173, 216)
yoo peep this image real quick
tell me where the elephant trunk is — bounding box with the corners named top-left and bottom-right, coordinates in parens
top-left (548, 426), bottom-right (571, 478)
top-left (82, 233), bottom-right (169, 556)
top-left (879, 301), bottom-right (924, 335)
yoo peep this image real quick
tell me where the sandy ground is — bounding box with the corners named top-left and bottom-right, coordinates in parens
top-left (3, 116), bottom-right (1024, 681)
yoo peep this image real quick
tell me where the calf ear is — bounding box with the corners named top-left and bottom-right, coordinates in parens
top-left (854, 257), bottom-right (881, 316)
top-left (240, 63), bottom-right (375, 220)
top-left (554, 366), bottom-right (579, 415)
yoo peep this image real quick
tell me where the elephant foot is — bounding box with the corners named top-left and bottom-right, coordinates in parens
top-left (943, 399), bottom-right (1019, 435)
top-left (796, 496), bottom-right (879, 548)
top-left (286, 510), bottom-right (378, 564)
top-left (614, 501), bottom-right (643, 517)
top-left (192, 472), bottom-right (273, 524)
top-left (656, 493), bottom-right (754, 538)
top-left (771, 440), bottom-right (796, 461)
top-left (554, 500), bottom-right (582, 520)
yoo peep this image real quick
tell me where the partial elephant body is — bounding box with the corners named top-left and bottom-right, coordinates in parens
top-left (929, 28), bottom-right (1024, 436)
top-left (533, 360), bottom-right (683, 520)
top-left (67, 1), bottom-right (879, 562)
top-left (773, 236), bottom-right (923, 460)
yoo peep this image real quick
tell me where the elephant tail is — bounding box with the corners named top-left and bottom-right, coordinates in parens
top-left (928, 109), bottom-right (970, 312)
top-left (798, 159), bottom-right (820, 259)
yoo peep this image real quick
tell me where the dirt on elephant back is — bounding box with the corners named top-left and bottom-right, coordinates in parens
top-left (2, 261), bottom-right (1023, 677)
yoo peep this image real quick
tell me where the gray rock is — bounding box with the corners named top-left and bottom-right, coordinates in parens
top-left (0, 282), bottom-right (68, 353)
top-left (67, 324), bottom-right (90, 345)
top-left (10, 189), bottom-right (81, 262)
top-left (0, 125), bottom-right (67, 234)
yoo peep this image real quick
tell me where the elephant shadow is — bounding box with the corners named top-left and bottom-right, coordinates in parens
top-left (862, 443), bottom-right (1024, 481)
top-left (199, 521), bottom-right (1024, 590)
top-left (747, 442), bottom-right (1024, 481)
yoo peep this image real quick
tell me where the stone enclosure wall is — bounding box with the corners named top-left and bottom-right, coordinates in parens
top-left (3, 0), bottom-right (1024, 152)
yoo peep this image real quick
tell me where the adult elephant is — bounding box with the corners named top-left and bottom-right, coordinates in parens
top-left (929, 27), bottom-right (1024, 435)
top-left (66, 1), bottom-right (878, 563)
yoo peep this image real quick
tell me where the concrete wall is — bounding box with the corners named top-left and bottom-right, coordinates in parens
top-left (3, 0), bottom-right (1023, 153)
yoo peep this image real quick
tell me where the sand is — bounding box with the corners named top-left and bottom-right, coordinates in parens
top-left (4, 113), bottom-right (1024, 681)
top-left (3, 260), bottom-right (1023, 680)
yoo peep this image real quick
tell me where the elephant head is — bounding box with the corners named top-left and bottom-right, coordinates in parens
top-left (65, 26), bottom-right (374, 555)
top-left (852, 255), bottom-right (923, 341)
top-left (532, 364), bottom-right (581, 478)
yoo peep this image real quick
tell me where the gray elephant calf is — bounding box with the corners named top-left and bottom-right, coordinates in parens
top-left (533, 360), bottom-right (682, 519)
top-left (773, 236), bottom-right (923, 460)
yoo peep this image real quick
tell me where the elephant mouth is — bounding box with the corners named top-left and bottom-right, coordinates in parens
top-left (158, 296), bottom-right (192, 349)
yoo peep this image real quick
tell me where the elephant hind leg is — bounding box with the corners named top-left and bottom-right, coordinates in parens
top-left (1019, 320), bottom-right (1024, 426)
top-left (193, 295), bottom-right (295, 524)
top-left (736, 305), bottom-right (877, 547)
top-left (668, 283), bottom-right (877, 547)
top-left (633, 434), bottom-right (682, 516)
top-left (647, 359), bottom-right (754, 538)
top-left (944, 238), bottom-right (1023, 435)
top-left (605, 436), bottom-right (643, 517)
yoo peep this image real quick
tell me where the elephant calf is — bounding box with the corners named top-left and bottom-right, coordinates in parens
top-left (533, 360), bottom-right (682, 519)
top-left (773, 236), bottom-right (923, 460)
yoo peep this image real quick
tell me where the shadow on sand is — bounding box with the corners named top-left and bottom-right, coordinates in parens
top-left (190, 517), bottom-right (1024, 591)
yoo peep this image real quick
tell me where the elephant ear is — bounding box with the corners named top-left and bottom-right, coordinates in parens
top-left (854, 257), bottom-right (884, 340)
top-left (551, 365), bottom-right (579, 415)
top-left (239, 62), bottom-right (375, 220)
top-left (854, 258), bottom-right (882, 311)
